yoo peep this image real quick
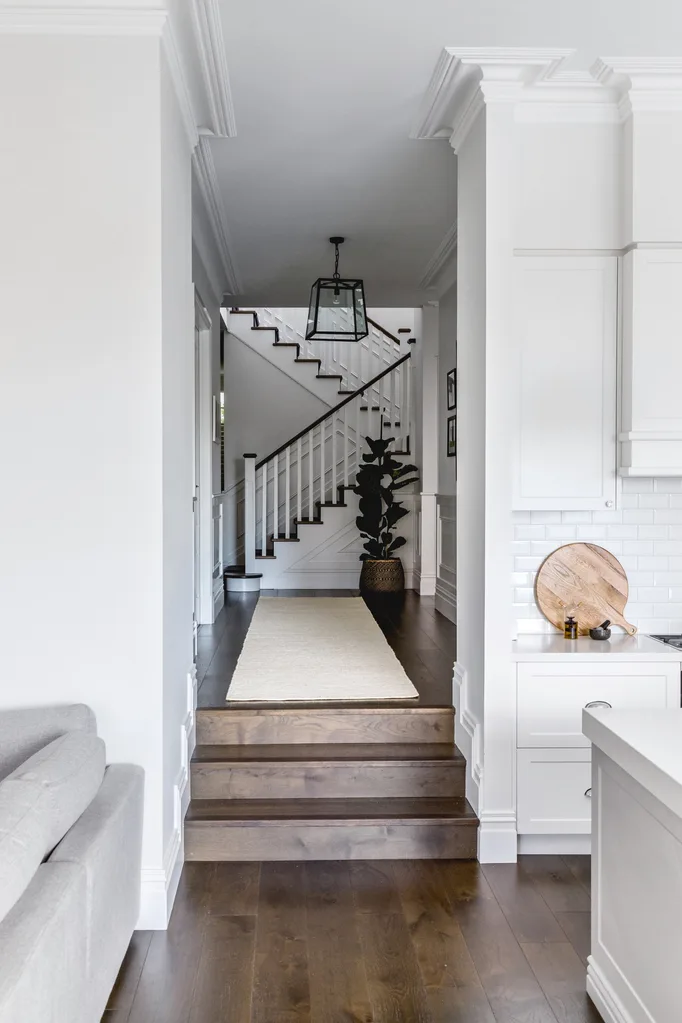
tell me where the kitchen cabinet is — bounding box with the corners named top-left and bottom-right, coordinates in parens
top-left (620, 249), bottom-right (682, 476)
top-left (511, 255), bottom-right (618, 510)
top-left (513, 637), bottom-right (681, 844)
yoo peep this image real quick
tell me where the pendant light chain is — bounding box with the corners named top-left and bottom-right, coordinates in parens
top-left (333, 241), bottom-right (341, 280)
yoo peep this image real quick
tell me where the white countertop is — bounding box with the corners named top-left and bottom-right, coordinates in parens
top-left (512, 634), bottom-right (682, 661)
top-left (583, 708), bottom-right (682, 819)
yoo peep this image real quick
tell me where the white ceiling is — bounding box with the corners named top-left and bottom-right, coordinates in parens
top-left (212, 0), bottom-right (682, 306)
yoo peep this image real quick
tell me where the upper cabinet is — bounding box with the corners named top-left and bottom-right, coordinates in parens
top-left (620, 250), bottom-right (682, 477)
top-left (512, 256), bottom-right (618, 511)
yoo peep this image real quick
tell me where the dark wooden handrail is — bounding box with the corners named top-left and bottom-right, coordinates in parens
top-left (367, 317), bottom-right (402, 346)
top-left (255, 353), bottom-right (411, 470)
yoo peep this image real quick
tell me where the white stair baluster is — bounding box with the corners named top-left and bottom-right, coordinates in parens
top-left (297, 437), bottom-right (302, 524)
top-left (320, 419), bottom-right (326, 506)
top-left (332, 410), bottom-right (337, 502)
top-left (355, 391), bottom-right (362, 484)
top-left (285, 445), bottom-right (291, 539)
top-left (261, 463), bottom-right (267, 556)
top-left (389, 366), bottom-right (396, 438)
top-left (244, 455), bottom-right (257, 574)
top-left (400, 358), bottom-right (407, 450)
top-left (343, 404), bottom-right (349, 488)
top-left (308, 428), bottom-right (314, 520)
top-left (406, 358), bottom-right (412, 451)
top-left (273, 452), bottom-right (278, 541)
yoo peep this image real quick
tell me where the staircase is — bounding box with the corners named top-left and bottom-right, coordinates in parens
top-left (224, 320), bottom-right (415, 592)
top-left (185, 704), bottom-right (478, 861)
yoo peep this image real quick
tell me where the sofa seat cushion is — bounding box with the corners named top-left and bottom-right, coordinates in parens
top-left (0, 731), bottom-right (105, 923)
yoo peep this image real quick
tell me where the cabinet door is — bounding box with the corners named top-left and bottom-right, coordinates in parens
top-left (517, 661), bottom-right (677, 749)
top-left (517, 748), bottom-right (592, 834)
top-left (512, 256), bottom-right (617, 510)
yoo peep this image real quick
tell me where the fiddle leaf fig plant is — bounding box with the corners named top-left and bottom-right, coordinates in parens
top-left (354, 436), bottom-right (419, 561)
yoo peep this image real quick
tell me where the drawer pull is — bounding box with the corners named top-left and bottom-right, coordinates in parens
top-left (585, 700), bottom-right (612, 710)
top-left (584, 787), bottom-right (592, 798)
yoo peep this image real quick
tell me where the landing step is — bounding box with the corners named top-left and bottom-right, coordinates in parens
top-left (223, 567), bottom-right (262, 579)
top-left (196, 706), bottom-right (454, 745)
top-left (191, 742), bottom-right (466, 799)
top-left (184, 796), bottom-right (478, 861)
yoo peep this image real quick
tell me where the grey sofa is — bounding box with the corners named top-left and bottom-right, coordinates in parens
top-left (0, 704), bottom-right (144, 1022)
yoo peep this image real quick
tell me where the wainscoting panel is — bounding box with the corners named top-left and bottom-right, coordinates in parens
top-left (435, 494), bottom-right (456, 623)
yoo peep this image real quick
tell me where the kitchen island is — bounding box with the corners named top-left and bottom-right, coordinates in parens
top-left (583, 707), bottom-right (682, 1023)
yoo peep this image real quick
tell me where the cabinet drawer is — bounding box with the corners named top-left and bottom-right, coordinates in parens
top-left (517, 662), bottom-right (676, 748)
top-left (517, 749), bottom-right (592, 834)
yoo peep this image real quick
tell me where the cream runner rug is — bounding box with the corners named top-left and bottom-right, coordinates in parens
top-left (226, 597), bottom-right (419, 702)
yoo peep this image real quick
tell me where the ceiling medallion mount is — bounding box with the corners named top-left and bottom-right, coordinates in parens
top-left (305, 237), bottom-right (368, 343)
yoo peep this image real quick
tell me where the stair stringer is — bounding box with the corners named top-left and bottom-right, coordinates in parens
top-left (225, 310), bottom-right (343, 407)
top-left (257, 488), bottom-right (419, 591)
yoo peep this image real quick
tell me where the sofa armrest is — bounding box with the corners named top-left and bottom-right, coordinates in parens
top-left (49, 763), bottom-right (144, 1022)
top-left (0, 861), bottom-right (87, 1023)
top-left (0, 705), bottom-right (96, 781)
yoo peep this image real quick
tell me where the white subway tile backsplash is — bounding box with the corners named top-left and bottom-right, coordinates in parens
top-left (511, 481), bottom-right (682, 636)
top-left (561, 511), bottom-right (593, 524)
top-left (622, 478), bottom-right (654, 493)
top-left (654, 509), bottom-right (682, 524)
top-left (622, 509), bottom-right (655, 524)
top-left (654, 541), bottom-right (682, 555)
top-left (577, 525), bottom-right (606, 539)
top-left (638, 494), bottom-right (670, 509)
top-left (514, 525), bottom-right (546, 540)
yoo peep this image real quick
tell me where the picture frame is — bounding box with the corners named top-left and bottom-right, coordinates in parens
top-left (446, 368), bottom-right (456, 411)
top-left (447, 414), bottom-right (457, 457)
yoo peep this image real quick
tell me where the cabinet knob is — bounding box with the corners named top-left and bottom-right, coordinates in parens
top-left (605, 500), bottom-right (614, 508)
top-left (585, 700), bottom-right (612, 710)
top-left (584, 787), bottom-right (592, 798)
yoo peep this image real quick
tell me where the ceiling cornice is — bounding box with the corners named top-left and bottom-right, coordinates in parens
top-left (193, 136), bottom-right (242, 295)
top-left (411, 47), bottom-right (629, 150)
top-left (592, 57), bottom-right (682, 115)
top-left (190, 0), bottom-right (236, 138)
top-left (419, 223), bottom-right (457, 292)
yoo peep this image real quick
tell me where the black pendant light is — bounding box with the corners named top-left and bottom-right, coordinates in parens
top-left (305, 237), bottom-right (368, 342)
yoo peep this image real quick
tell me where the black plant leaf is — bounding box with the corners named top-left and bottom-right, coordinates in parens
top-left (353, 433), bottom-right (420, 561)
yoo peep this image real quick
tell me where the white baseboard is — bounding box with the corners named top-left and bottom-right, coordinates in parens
top-left (586, 959), bottom-right (634, 1023)
top-left (518, 834), bottom-right (592, 855)
top-left (138, 826), bottom-right (183, 929)
top-left (434, 578), bottom-right (456, 622)
top-left (478, 815), bottom-right (518, 862)
top-left (213, 581), bottom-right (225, 617)
top-left (419, 573), bottom-right (436, 596)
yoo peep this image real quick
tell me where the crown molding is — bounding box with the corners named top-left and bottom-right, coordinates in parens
top-left (189, 0), bottom-right (236, 137)
top-left (592, 57), bottom-right (682, 115)
top-left (193, 135), bottom-right (242, 295)
top-left (0, 5), bottom-right (167, 35)
top-left (412, 47), bottom-right (629, 148)
top-left (419, 223), bottom-right (458, 291)
top-left (161, 20), bottom-right (200, 150)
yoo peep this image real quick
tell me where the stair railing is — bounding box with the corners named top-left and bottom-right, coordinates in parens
top-left (256, 307), bottom-right (404, 394)
top-left (245, 353), bottom-right (411, 559)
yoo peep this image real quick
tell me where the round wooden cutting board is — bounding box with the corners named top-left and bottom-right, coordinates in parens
top-left (535, 542), bottom-right (637, 636)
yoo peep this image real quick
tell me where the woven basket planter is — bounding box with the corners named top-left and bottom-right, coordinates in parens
top-left (359, 558), bottom-right (405, 595)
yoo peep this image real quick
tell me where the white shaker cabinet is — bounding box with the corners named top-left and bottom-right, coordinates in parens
top-left (511, 256), bottom-right (618, 510)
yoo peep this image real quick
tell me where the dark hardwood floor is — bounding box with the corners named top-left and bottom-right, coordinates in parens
top-left (197, 590), bottom-right (455, 708)
top-left (103, 856), bottom-right (599, 1023)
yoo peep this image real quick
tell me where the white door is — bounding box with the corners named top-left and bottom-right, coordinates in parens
top-left (193, 326), bottom-right (201, 659)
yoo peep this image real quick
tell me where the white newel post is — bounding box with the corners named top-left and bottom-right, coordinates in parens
top-left (244, 455), bottom-right (257, 574)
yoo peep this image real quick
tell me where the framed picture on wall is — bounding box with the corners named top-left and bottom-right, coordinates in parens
top-left (447, 414), bottom-right (456, 457)
top-left (447, 368), bottom-right (456, 410)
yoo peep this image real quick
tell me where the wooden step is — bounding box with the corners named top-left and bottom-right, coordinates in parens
top-left (184, 796), bottom-right (477, 861)
top-left (191, 742), bottom-right (465, 799)
top-left (196, 706), bottom-right (454, 745)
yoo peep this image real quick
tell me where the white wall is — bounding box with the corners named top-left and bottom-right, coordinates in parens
top-left (0, 31), bottom-right (194, 926)
top-left (454, 112), bottom-right (487, 813)
top-left (435, 282), bottom-right (457, 622)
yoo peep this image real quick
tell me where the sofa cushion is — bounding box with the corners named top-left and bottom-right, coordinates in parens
top-left (0, 732), bottom-right (105, 923)
top-left (0, 705), bottom-right (96, 781)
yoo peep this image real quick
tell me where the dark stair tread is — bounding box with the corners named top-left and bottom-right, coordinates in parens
top-left (316, 501), bottom-right (347, 508)
top-left (186, 796), bottom-right (478, 824)
top-left (223, 567), bottom-right (263, 579)
top-left (274, 341), bottom-right (299, 347)
top-left (295, 358), bottom-right (321, 364)
top-left (193, 742), bottom-right (466, 764)
top-left (294, 517), bottom-right (323, 525)
top-left (255, 552), bottom-right (277, 559)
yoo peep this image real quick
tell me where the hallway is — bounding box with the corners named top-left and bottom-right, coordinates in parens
top-left (103, 855), bottom-right (597, 1022)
